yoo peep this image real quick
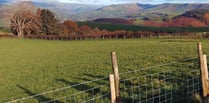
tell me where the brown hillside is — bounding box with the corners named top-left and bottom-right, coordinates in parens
top-left (93, 18), bottom-right (134, 25)
top-left (142, 17), bottom-right (208, 27)
top-left (141, 21), bottom-right (162, 27)
top-left (162, 17), bottom-right (208, 27)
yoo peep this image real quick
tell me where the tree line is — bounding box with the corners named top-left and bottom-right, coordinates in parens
top-left (9, 1), bottom-right (169, 38)
top-left (10, 1), bottom-right (209, 39)
top-left (9, 1), bottom-right (95, 38)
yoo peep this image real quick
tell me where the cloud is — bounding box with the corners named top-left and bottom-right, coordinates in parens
top-left (59, 0), bottom-right (209, 4)
top-left (9, 0), bottom-right (209, 5)
top-left (166, 0), bottom-right (209, 3)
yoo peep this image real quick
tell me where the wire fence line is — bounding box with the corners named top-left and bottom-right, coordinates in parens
top-left (42, 84), bottom-right (110, 103)
top-left (119, 57), bottom-right (197, 75)
top-left (119, 57), bottom-right (200, 103)
top-left (7, 77), bottom-right (110, 103)
top-left (7, 57), bottom-right (201, 103)
top-left (120, 70), bottom-right (173, 103)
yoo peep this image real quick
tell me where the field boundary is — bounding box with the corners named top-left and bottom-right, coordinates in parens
top-left (1, 32), bottom-right (209, 40)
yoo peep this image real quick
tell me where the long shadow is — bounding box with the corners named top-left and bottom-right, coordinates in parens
top-left (56, 78), bottom-right (105, 102)
top-left (56, 78), bottom-right (100, 94)
top-left (17, 85), bottom-right (60, 103)
top-left (75, 73), bottom-right (108, 85)
top-left (83, 73), bottom-right (105, 79)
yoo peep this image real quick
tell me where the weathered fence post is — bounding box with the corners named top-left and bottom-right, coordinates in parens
top-left (111, 52), bottom-right (121, 103)
top-left (123, 34), bottom-right (126, 39)
top-left (109, 74), bottom-right (116, 103)
top-left (198, 43), bottom-right (209, 97)
top-left (203, 55), bottom-right (209, 92)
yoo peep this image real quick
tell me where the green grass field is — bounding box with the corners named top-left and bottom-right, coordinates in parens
top-left (0, 38), bottom-right (209, 102)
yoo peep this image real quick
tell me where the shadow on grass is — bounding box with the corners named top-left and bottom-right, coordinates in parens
top-left (83, 73), bottom-right (105, 78)
top-left (56, 78), bottom-right (103, 102)
top-left (17, 85), bottom-right (60, 103)
top-left (56, 78), bottom-right (102, 96)
top-left (74, 73), bottom-right (108, 85)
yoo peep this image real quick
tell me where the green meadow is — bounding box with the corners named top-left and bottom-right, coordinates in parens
top-left (0, 38), bottom-right (209, 102)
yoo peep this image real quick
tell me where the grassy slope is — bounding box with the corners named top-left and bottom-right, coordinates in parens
top-left (0, 38), bottom-right (209, 102)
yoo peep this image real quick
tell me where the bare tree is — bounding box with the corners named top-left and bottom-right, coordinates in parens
top-left (10, 1), bottom-right (37, 37)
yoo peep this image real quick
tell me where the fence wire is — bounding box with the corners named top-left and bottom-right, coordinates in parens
top-left (7, 77), bottom-right (110, 103)
top-left (7, 57), bottom-right (201, 103)
top-left (119, 57), bottom-right (200, 103)
top-left (42, 84), bottom-right (110, 103)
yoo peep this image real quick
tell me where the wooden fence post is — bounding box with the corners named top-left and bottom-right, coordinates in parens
top-left (203, 55), bottom-right (209, 95)
top-left (111, 52), bottom-right (120, 103)
top-left (109, 74), bottom-right (116, 103)
top-left (198, 43), bottom-right (209, 97)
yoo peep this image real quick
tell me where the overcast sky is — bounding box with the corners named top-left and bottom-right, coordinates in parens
top-left (18, 0), bottom-right (209, 5)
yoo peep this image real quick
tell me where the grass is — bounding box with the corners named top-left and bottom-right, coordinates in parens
top-left (0, 38), bottom-right (209, 102)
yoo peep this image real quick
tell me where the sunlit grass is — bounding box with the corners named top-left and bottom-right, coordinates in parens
top-left (0, 38), bottom-right (208, 102)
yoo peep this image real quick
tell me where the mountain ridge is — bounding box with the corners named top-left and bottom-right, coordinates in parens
top-left (66, 3), bottom-right (209, 21)
top-left (0, 1), bottom-right (209, 27)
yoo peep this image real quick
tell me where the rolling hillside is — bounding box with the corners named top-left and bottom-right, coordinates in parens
top-left (68, 3), bottom-right (209, 21)
top-left (142, 17), bottom-right (208, 27)
top-left (0, 1), bottom-right (209, 27)
top-left (33, 2), bottom-right (102, 20)
top-left (0, 1), bottom-right (102, 25)
top-left (142, 3), bottom-right (209, 15)
top-left (93, 18), bottom-right (134, 25)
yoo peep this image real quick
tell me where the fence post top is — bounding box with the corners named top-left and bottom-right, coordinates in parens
top-left (112, 51), bottom-right (116, 54)
top-left (109, 74), bottom-right (114, 77)
top-left (198, 42), bottom-right (202, 46)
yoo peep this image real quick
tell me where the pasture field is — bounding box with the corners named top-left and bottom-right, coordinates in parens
top-left (0, 38), bottom-right (209, 102)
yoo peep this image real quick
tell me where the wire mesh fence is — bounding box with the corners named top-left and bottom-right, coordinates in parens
top-left (42, 84), bottom-right (110, 103)
top-left (119, 57), bottom-right (201, 103)
top-left (120, 70), bottom-right (173, 103)
top-left (7, 77), bottom-right (111, 103)
top-left (7, 57), bottom-right (201, 103)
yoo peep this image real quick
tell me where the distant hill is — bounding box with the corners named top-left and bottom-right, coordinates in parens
top-left (141, 3), bottom-right (209, 15)
top-left (169, 9), bottom-right (209, 27)
top-left (142, 8), bottom-right (209, 27)
top-left (0, 1), bottom-right (102, 22)
top-left (0, 1), bottom-right (209, 27)
top-left (177, 9), bottom-right (209, 21)
top-left (69, 3), bottom-right (152, 20)
top-left (93, 18), bottom-right (134, 25)
top-left (163, 17), bottom-right (208, 27)
top-left (33, 2), bottom-right (102, 20)
top-left (68, 3), bottom-right (209, 21)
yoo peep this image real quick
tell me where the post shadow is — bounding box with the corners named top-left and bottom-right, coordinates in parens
top-left (56, 78), bottom-right (100, 93)
top-left (17, 85), bottom-right (60, 103)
